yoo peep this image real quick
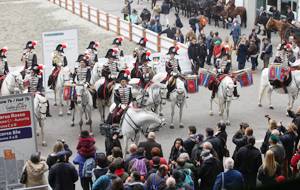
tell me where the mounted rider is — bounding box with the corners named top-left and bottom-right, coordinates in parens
top-left (26, 64), bottom-right (52, 117)
top-left (139, 51), bottom-right (154, 89)
top-left (103, 48), bottom-right (120, 79)
top-left (112, 37), bottom-right (124, 59)
top-left (21, 41), bottom-right (38, 78)
top-left (210, 53), bottom-right (239, 99)
top-left (85, 41), bottom-right (99, 68)
top-left (0, 47), bottom-right (9, 90)
top-left (48, 43), bottom-right (68, 90)
top-left (165, 46), bottom-right (181, 99)
top-left (106, 70), bottom-right (133, 125)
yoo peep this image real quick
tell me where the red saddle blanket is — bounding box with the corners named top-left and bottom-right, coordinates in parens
top-left (269, 64), bottom-right (289, 82)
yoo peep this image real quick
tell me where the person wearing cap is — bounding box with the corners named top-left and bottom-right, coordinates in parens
top-left (73, 54), bottom-right (91, 84)
top-left (212, 39), bottom-right (223, 67)
top-left (106, 70), bottom-right (132, 124)
top-left (103, 48), bottom-right (120, 79)
top-left (197, 149), bottom-right (222, 190)
top-left (49, 150), bottom-right (79, 190)
top-left (85, 41), bottom-right (99, 68)
top-left (261, 37), bottom-right (273, 68)
top-left (0, 47), bottom-right (9, 89)
top-left (133, 37), bottom-right (148, 66)
top-left (139, 51), bottom-right (154, 88)
top-left (166, 46), bottom-right (181, 77)
top-left (235, 136), bottom-right (262, 189)
top-left (269, 134), bottom-right (286, 170)
top-left (112, 37), bottom-right (124, 58)
top-left (21, 41), bottom-right (38, 73)
top-left (48, 43), bottom-right (68, 90)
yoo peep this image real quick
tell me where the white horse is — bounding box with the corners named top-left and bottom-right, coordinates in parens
top-left (94, 78), bottom-right (116, 123)
top-left (90, 62), bottom-right (103, 85)
top-left (144, 82), bottom-right (167, 116)
top-left (1, 71), bottom-right (24, 96)
top-left (54, 66), bottom-right (72, 116)
top-left (34, 93), bottom-right (48, 146)
top-left (121, 105), bottom-right (166, 155)
top-left (258, 68), bottom-right (300, 113)
top-left (169, 77), bottom-right (187, 128)
top-left (209, 76), bottom-right (235, 125)
top-left (71, 83), bottom-right (93, 132)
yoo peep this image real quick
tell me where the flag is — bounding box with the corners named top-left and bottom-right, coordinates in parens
top-left (238, 70), bottom-right (253, 87)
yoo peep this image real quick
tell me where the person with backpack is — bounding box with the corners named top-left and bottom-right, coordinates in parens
top-left (145, 165), bottom-right (168, 190)
top-left (174, 157), bottom-right (195, 190)
top-left (129, 147), bottom-right (149, 180)
top-left (112, 157), bottom-right (129, 182)
top-left (172, 170), bottom-right (193, 190)
top-left (124, 171), bottom-right (145, 190)
top-left (92, 153), bottom-right (109, 182)
top-left (92, 163), bottom-right (121, 190)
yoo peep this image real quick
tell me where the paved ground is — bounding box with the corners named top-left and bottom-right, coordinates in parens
top-left (2, 0), bottom-right (300, 189)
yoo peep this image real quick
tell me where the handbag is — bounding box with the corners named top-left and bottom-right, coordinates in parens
top-left (20, 167), bottom-right (27, 184)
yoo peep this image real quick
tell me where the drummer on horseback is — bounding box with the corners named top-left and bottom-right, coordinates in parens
top-left (85, 41), bottom-right (99, 68)
top-left (211, 53), bottom-right (239, 99)
top-left (112, 37), bottom-right (124, 59)
top-left (0, 47), bottom-right (9, 90)
top-left (106, 70), bottom-right (132, 125)
top-left (139, 51), bottom-right (154, 89)
top-left (48, 43), bottom-right (68, 90)
top-left (21, 41), bottom-right (38, 77)
top-left (26, 64), bottom-right (52, 117)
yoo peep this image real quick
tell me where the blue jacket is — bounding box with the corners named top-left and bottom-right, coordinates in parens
top-left (73, 153), bottom-right (86, 178)
top-left (213, 170), bottom-right (244, 190)
top-left (92, 174), bottom-right (118, 190)
top-left (230, 24), bottom-right (241, 39)
top-left (237, 44), bottom-right (248, 62)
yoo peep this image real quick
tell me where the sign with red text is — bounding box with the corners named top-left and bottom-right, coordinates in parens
top-left (0, 93), bottom-right (37, 190)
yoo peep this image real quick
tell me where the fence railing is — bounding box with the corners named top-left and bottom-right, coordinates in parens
top-left (48, 0), bottom-right (188, 53)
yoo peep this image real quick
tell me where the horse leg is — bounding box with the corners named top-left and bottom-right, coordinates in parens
top-left (87, 107), bottom-right (93, 133)
top-left (67, 100), bottom-right (71, 115)
top-left (170, 101), bottom-right (175, 129)
top-left (287, 94), bottom-right (296, 115)
top-left (179, 103), bottom-right (184, 128)
top-left (39, 119), bottom-right (47, 146)
top-left (54, 89), bottom-right (57, 106)
top-left (258, 84), bottom-right (267, 107)
top-left (225, 101), bottom-right (231, 125)
top-left (159, 103), bottom-right (163, 117)
top-left (71, 106), bottom-right (75, 127)
top-left (209, 97), bottom-right (214, 116)
top-left (79, 109), bottom-right (84, 132)
top-left (266, 87), bottom-right (274, 109)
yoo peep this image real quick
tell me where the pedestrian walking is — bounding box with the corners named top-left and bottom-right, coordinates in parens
top-left (261, 37), bottom-right (273, 69)
top-left (236, 36), bottom-right (248, 70)
top-left (161, 0), bottom-right (170, 26)
top-left (230, 19), bottom-right (241, 50)
top-left (188, 37), bottom-right (203, 74)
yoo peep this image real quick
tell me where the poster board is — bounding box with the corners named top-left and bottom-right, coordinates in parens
top-left (42, 29), bottom-right (79, 92)
top-left (0, 94), bottom-right (37, 190)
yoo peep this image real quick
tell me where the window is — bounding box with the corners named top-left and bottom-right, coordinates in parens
top-left (257, 0), bottom-right (266, 9)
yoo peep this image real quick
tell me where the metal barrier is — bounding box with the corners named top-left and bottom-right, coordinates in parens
top-left (47, 0), bottom-right (188, 52)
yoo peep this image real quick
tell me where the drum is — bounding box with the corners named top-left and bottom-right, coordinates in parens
top-left (185, 75), bottom-right (198, 93)
top-left (198, 72), bottom-right (214, 88)
top-left (236, 70), bottom-right (253, 87)
top-left (63, 84), bottom-right (76, 100)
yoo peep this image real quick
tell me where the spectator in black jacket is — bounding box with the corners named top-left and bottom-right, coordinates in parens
top-left (48, 151), bottom-right (78, 190)
top-left (286, 7), bottom-right (295, 23)
top-left (270, 6), bottom-right (281, 20)
top-left (174, 28), bottom-right (184, 43)
top-left (175, 13), bottom-right (183, 28)
top-left (140, 8), bottom-right (151, 23)
top-left (138, 132), bottom-right (163, 160)
top-left (232, 127), bottom-right (253, 160)
top-left (188, 37), bottom-right (203, 74)
top-left (215, 122), bottom-right (228, 157)
top-left (159, 25), bottom-right (176, 39)
top-left (287, 108), bottom-right (300, 150)
top-left (183, 126), bottom-right (198, 157)
top-left (204, 128), bottom-right (224, 163)
top-left (235, 136), bottom-right (262, 189)
top-left (161, 0), bottom-right (170, 26)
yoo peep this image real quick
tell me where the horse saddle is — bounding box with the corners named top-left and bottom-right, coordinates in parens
top-left (269, 70), bottom-right (292, 92)
top-left (97, 80), bottom-right (114, 99)
top-left (208, 74), bottom-right (227, 91)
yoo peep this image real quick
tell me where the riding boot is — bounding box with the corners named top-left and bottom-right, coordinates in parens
top-left (46, 100), bottom-right (52, 117)
top-left (233, 87), bottom-right (240, 98)
top-left (167, 91), bottom-right (170, 99)
top-left (93, 93), bottom-right (97, 109)
top-left (70, 101), bottom-right (75, 110)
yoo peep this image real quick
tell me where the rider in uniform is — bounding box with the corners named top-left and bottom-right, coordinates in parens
top-left (85, 41), bottom-right (99, 68)
top-left (112, 37), bottom-right (124, 59)
top-left (165, 46), bottom-right (181, 98)
top-left (27, 65), bottom-right (52, 117)
top-left (21, 41), bottom-right (38, 77)
top-left (106, 70), bottom-right (132, 125)
top-left (139, 51), bottom-right (154, 89)
top-left (48, 43), bottom-right (68, 90)
top-left (0, 47), bottom-right (9, 89)
top-left (104, 49), bottom-right (120, 79)
top-left (132, 38), bottom-right (148, 78)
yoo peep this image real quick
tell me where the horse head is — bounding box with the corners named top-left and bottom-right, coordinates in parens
top-left (10, 71), bottom-right (24, 93)
top-left (75, 83), bottom-right (88, 104)
top-left (266, 17), bottom-right (276, 30)
top-left (222, 77), bottom-right (235, 100)
top-left (35, 94), bottom-right (47, 120)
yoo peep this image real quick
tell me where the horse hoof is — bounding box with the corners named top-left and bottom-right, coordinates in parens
top-left (71, 123), bottom-right (75, 127)
top-left (218, 112), bottom-right (222, 116)
top-left (258, 104), bottom-right (262, 107)
top-left (42, 142), bottom-right (47, 147)
top-left (67, 111), bottom-right (71, 115)
top-left (58, 112), bottom-right (63, 116)
top-left (269, 106), bottom-right (274, 110)
top-left (179, 124), bottom-right (184, 128)
top-left (36, 132), bottom-right (39, 136)
top-left (209, 111), bottom-right (213, 116)
top-left (170, 125), bottom-right (174, 129)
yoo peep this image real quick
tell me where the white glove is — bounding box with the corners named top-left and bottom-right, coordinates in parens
top-left (121, 104), bottom-right (127, 109)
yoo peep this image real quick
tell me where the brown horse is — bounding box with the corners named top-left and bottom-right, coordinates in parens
top-left (223, 3), bottom-right (247, 27)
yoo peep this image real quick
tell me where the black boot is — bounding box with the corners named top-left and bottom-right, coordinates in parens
top-left (69, 101), bottom-right (75, 110)
top-left (233, 87), bottom-right (240, 98)
top-left (93, 93), bottom-right (97, 109)
top-left (166, 91), bottom-right (170, 99)
top-left (46, 100), bottom-right (52, 117)
top-left (211, 90), bottom-right (216, 99)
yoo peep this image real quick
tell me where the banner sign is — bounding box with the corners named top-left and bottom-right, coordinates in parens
top-left (0, 94), bottom-right (37, 190)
